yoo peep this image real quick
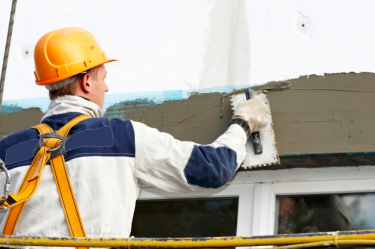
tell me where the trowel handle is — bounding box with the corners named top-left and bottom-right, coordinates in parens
top-left (251, 132), bottom-right (263, 154)
top-left (245, 89), bottom-right (263, 154)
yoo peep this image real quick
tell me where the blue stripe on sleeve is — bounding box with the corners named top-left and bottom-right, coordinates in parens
top-left (183, 145), bottom-right (238, 189)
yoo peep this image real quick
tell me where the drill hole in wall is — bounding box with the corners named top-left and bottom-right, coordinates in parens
top-left (18, 45), bottom-right (34, 61)
top-left (295, 16), bottom-right (312, 34)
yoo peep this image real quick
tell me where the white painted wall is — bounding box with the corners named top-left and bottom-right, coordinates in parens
top-left (2, 0), bottom-right (375, 102)
top-left (3, 0), bottom-right (234, 101)
top-left (248, 0), bottom-right (375, 84)
top-left (0, 0), bottom-right (12, 75)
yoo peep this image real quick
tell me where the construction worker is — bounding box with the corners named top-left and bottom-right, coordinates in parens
top-left (0, 27), bottom-right (268, 239)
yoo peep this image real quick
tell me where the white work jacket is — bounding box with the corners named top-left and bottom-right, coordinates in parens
top-left (0, 95), bottom-right (247, 239)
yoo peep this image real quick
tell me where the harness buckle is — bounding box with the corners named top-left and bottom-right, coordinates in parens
top-left (47, 142), bottom-right (63, 152)
top-left (0, 159), bottom-right (11, 206)
top-left (33, 132), bottom-right (67, 159)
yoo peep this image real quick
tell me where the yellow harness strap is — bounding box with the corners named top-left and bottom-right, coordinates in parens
top-left (1, 115), bottom-right (90, 249)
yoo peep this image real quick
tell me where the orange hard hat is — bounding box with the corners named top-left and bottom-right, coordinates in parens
top-left (34, 27), bottom-right (117, 85)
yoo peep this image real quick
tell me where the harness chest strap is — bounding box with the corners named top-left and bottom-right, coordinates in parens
top-left (2, 115), bottom-right (90, 249)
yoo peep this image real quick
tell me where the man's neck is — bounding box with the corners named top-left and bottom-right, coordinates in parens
top-left (79, 96), bottom-right (91, 102)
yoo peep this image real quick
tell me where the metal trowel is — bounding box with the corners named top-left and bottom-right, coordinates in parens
top-left (230, 89), bottom-right (280, 168)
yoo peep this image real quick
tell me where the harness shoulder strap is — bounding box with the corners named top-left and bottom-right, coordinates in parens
top-left (51, 115), bottom-right (91, 240)
top-left (2, 124), bottom-right (53, 235)
top-left (2, 115), bottom-right (90, 248)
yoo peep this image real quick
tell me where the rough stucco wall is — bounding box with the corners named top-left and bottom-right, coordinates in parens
top-left (104, 92), bottom-right (233, 144)
top-left (271, 73), bottom-right (375, 155)
top-left (2, 73), bottom-right (375, 157)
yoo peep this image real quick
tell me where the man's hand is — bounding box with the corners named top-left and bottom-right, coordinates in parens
top-left (233, 96), bottom-right (269, 132)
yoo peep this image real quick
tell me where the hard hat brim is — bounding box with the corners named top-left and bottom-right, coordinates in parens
top-left (35, 58), bottom-right (118, 86)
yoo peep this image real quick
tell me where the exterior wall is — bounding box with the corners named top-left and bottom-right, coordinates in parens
top-left (0, 5), bottom-right (374, 155)
top-left (1, 0), bottom-right (375, 239)
top-left (2, 1), bottom-right (375, 159)
top-left (3, 73), bottom-right (375, 159)
top-left (3, 0), bottom-right (375, 103)
top-left (2, 1), bottom-right (375, 151)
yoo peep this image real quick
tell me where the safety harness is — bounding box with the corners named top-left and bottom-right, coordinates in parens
top-left (0, 115), bottom-right (90, 249)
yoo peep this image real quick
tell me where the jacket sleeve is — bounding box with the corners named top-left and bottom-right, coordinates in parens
top-left (131, 121), bottom-right (247, 192)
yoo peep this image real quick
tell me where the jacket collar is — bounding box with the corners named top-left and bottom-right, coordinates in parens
top-left (41, 95), bottom-right (102, 122)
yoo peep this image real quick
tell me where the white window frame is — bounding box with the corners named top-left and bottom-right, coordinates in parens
top-left (138, 183), bottom-right (254, 237)
top-left (138, 165), bottom-right (375, 241)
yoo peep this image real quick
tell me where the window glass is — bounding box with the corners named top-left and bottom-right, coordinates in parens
top-left (131, 197), bottom-right (238, 238)
top-left (276, 193), bottom-right (375, 234)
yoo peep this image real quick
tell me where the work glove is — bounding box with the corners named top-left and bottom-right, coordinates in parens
top-left (233, 96), bottom-right (269, 132)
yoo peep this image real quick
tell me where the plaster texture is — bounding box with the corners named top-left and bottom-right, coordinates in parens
top-left (272, 73), bottom-right (375, 155)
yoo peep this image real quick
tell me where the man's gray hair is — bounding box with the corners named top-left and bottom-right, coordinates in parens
top-left (45, 69), bottom-right (92, 91)
top-left (45, 75), bottom-right (79, 91)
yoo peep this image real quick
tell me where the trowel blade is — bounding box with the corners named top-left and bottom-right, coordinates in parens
top-left (230, 91), bottom-right (280, 168)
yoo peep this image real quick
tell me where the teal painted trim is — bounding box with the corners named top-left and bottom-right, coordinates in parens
top-left (102, 85), bottom-right (251, 112)
top-left (344, 152), bottom-right (375, 157)
top-left (164, 90), bottom-right (183, 101)
top-left (1, 84), bottom-right (251, 115)
top-left (1, 104), bottom-right (23, 114)
top-left (1, 97), bottom-right (50, 114)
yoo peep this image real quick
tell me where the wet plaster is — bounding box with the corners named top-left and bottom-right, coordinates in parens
top-left (271, 73), bottom-right (375, 155)
top-left (105, 72), bottom-right (375, 157)
top-left (2, 73), bottom-right (375, 164)
top-left (105, 92), bottom-right (234, 144)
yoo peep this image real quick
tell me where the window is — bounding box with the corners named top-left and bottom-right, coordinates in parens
top-left (134, 184), bottom-right (254, 238)
top-left (276, 193), bottom-right (375, 234)
top-left (134, 166), bottom-right (375, 247)
top-left (250, 170), bottom-right (375, 236)
top-left (132, 197), bottom-right (238, 237)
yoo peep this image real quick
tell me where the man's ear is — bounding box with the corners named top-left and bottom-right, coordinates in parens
top-left (80, 73), bottom-right (91, 94)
